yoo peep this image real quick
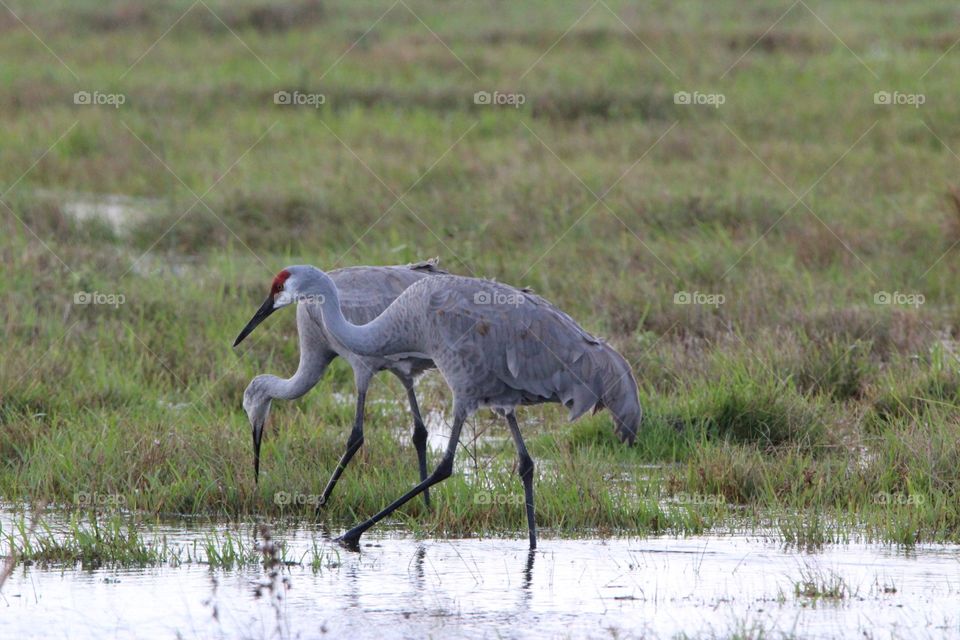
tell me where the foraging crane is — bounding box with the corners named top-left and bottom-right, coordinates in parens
top-left (233, 260), bottom-right (446, 508)
top-left (235, 266), bottom-right (641, 549)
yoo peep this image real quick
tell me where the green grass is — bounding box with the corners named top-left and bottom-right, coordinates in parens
top-left (2, 0), bottom-right (960, 558)
top-left (793, 566), bottom-right (856, 601)
top-left (0, 510), bottom-right (343, 570)
top-left (4, 511), bottom-right (167, 569)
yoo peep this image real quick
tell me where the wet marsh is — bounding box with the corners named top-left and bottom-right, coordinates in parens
top-left (4, 0), bottom-right (960, 637)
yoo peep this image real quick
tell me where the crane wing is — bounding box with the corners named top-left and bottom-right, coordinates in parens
top-left (426, 278), bottom-right (605, 411)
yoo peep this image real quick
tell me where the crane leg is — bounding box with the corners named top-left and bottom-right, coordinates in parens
top-left (318, 381), bottom-right (368, 510)
top-left (506, 412), bottom-right (537, 549)
top-left (337, 407), bottom-right (466, 549)
top-left (401, 377), bottom-right (431, 508)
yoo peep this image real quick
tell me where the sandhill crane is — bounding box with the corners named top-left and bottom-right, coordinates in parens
top-left (233, 260), bottom-right (446, 508)
top-left (235, 265), bottom-right (641, 549)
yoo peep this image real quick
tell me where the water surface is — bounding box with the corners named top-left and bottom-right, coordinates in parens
top-left (2, 517), bottom-right (958, 639)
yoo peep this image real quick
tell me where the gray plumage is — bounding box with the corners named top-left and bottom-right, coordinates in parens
top-left (419, 278), bottom-right (641, 443)
top-left (256, 266), bottom-right (642, 549)
top-left (237, 259), bottom-right (446, 505)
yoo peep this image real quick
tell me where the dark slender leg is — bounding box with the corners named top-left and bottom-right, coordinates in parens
top-left (506, 413), bottom-right (537, 549)
top-left (337, 408), bottom-right (466, 549)
top-left (318, 382), bottom-right (368, 509)
top-left (401, 377), bottom-right (431, 508)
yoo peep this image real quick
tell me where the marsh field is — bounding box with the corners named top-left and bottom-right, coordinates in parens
top-left (2, 1), bottom-right (960, 638)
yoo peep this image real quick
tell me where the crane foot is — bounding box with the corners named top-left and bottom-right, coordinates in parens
top-left (335, 529), bottom-right (363, 551)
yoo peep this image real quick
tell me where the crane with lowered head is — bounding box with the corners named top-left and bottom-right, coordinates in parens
top-left (233, 259), bottom-right (447, 508)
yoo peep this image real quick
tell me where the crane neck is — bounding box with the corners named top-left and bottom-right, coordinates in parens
top-left (264, 320), bottom-right (331, 400)
top-left (304, 267), bottom-right (395, 357)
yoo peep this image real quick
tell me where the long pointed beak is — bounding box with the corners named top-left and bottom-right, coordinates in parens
top-left (253, 418), bottom-right (264, 483)
top-left (234, 295), bottom-right (277, 347)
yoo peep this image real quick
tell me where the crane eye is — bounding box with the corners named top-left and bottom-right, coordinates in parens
top-left (277, 283), bottom-right (284, 291)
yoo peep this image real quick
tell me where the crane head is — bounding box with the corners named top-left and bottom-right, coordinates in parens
top-left (243, 377), bottom-right (273, 483)
top-left (233, 269), bottom-right (293, 347)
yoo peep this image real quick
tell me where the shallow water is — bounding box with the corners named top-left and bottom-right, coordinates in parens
top-left (58, 192), bottom-right (157, 231)
top-left (2, 512), bottom-right (959, 640)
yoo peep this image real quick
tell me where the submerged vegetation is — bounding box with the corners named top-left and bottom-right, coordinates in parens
top-left (0, 510), bottom-right (345, 571)
top-left (2, 0), bottom-right (960, 562)
top-left (793, 566), bottom-right (856, 601)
